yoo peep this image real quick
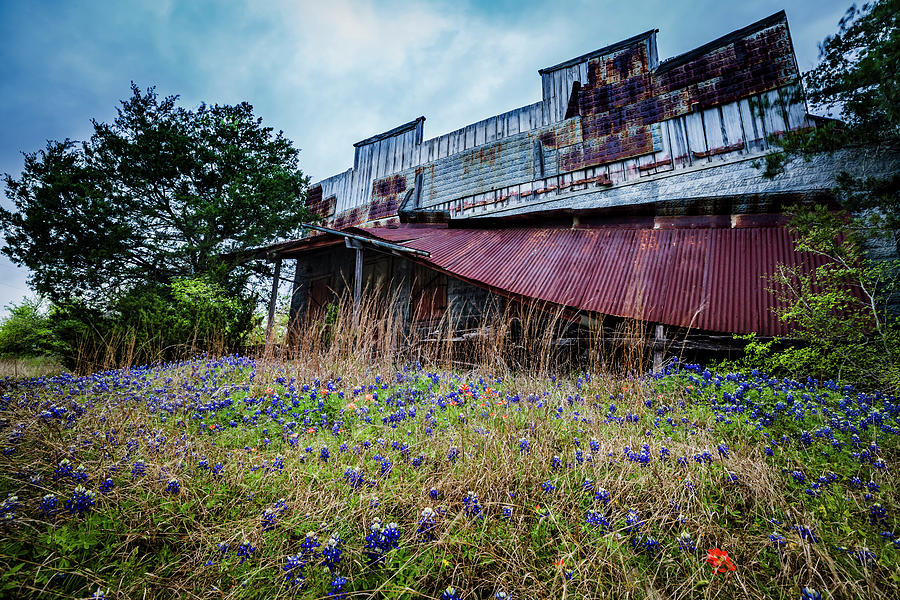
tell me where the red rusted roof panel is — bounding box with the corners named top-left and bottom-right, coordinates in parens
top-left (361, 224), bottom-right (827, 336)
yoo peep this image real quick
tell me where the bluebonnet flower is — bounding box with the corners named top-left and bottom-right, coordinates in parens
top-left (518, 438), bottom-right (530, 453)
top-left (39, 493), bottom-right (58, 516)
top-left (659, 447), bottom-right (670, 460)
top-left (72, 464), bottom-right (89, 482)
top-left (321, 446), bottom-right (330, 463)
top-left (769, 532), bottom-right (787, 548)
top-left (99, 477), bottom-right (115, 494)
top-left (540, 480), bottom-right (555, 494)
top-left (854, 547), bottom-right (876, 564)
top-left (595, 488), bottom-right (611, 505)
top-left (271, 455), bottom-right (285, 471)
top-left (448, 447), bottom-right (460, 463)
top-left (418, 507), bottom-right (437, 541)
top-left (429, 487), bottom-right (439, 500)
top-left (463, 491), bottom-right (482, 518)
top-left (501, 507), bottom-right (512, 519)
top-left (65, 485), bottom-right (96, 514)
top-left (550, 455), bottom-right (562, 472)
top-left (678, 532), bottom-right (695, 551)
top-left (642, 537), bottom-right (661, 555)
top-left (870, 504), bottom-right (887, 524)
top-left (329, 575), bottom-right (347, 599)
top-left (791, 470), bottom-right (806, 484)
top-left (198, 456), bottom-right (209, 470)
top-left (441, 587), bottom-right (460, 600)
top-left (585, 510), bottom-right (609, 531)
top-left (212, 463), bottom-right (224, 477)
top-left (131, 460), bottom-right (146, 479)
top-left (344, 467), bottom-right (365, 489)
top-left (165, 478), bottom-right (180, 495)
top-left (55, 458), bottom-right (73, 479)
top-left (801, 588), bottom-right (822, 600)
top-left (322, 534), bottom-right (342, 570)
top-left (793, 525), bottom-right (818, 543)
top-left (582, 478), bottom-right (594, 492)
top-left (495, 591), bottom-right (510, 600)
top-left (261, 508), bottom-right (279, 532)
top-left (727, 472), bottom-right (739, 484)
top-left (0, 494), bottom-right (20, 521)
top-left (300, 531), bottom-right (319, 558)
top-left (624, 511), bottom-right (643, 535)
top-left (379, 458), bottom-right (393, 478)
top-left (590, 439), bottom-right (600, 452)
top-left (237, 540), bottom-right (255, 563)
top-left (717, 442), bottom-right (729, 458)
top-left (283, 554), bottom-right (306, 588)
top-left (365, 518), bottom-right (401, 564)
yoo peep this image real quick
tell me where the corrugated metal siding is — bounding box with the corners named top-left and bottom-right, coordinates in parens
top-left (358, 225), bottom-right (826, 336)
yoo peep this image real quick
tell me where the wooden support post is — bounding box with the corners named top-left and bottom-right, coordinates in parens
top-left (652, 323), bottom-right (665, 373)
top-left (266, 256), bottom-right (282, 342)
top-left (345, 238), bottom-right (364, 322)
top-left (353, 247), bottom-right (363, 314)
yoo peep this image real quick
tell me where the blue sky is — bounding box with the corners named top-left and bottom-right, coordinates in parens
top-left (0, 0), bottom-right (851, 314)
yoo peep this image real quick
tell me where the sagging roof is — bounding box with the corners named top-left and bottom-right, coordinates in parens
top-left (278, 222), bottom-right (828, 337)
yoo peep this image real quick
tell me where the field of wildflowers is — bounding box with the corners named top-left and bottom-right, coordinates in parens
top-left (0, 355), bottom-right (897, 598)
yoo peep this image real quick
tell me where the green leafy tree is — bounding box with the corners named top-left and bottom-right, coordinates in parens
top-left (752, 0), bottom-right (900, 389)
top-left (0, 298), bottom-right (61, 358)
top-left (1, 84), bottom-right (310, 304)
top-left (765, 0), bottom-right (899, 232)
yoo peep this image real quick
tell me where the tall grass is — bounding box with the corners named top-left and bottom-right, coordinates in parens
top-left (281, 287), bottom-right (658, 383)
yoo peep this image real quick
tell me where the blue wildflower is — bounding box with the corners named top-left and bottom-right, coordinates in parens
top-left (329, 575), bottom-right (347, 599)
top-left (39, 493), bottom-right (58, 516)
top-left (99, 477), bottom-right (115, 494)
top-left (0, 494), bottom-right (20, 521)
top-left (418, 507), bottom-right (437, 541)
top-left (322, 534), bottom-right (342, 570)
top-left (283, 554), bottom-right (306, 588)
top-left (65, 485), bottom-right (95, 515)
top-left (131, 460), bottom-right (146, 479)
top-left (237, 540), bottom-right (255, 563)
top-left (463, 491), bottom-right (482, 518)
top-left (801, 588), bottom-right (822, 600)
top-left (441, 587), bottom-right (460, 600)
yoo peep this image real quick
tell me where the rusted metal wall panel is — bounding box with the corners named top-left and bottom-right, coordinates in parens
top-left (308, 12), bottom-right (808, 228)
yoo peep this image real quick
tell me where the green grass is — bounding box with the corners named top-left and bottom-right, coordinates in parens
top-left (0, 356), bottom-right (897, 599)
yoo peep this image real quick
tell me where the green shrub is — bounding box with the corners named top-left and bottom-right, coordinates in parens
top-left (48, 276), bottom-right (259, 370)
top-left (0, 297), bottom-right (62, 358)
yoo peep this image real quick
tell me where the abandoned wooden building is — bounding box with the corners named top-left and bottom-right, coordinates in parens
top-left (253, 11), bottom-right (895, 353)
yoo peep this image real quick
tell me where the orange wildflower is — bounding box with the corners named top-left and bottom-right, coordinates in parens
top-left (706, 548), bottom-right (736, 573)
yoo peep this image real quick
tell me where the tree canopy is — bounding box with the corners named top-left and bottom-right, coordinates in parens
top-left (1, 84), bottom-right (311, 304)
top-left (767, 0), bottom-right (899, 230)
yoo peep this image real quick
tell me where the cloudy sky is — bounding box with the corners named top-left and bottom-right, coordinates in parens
top-left (0, 0), bottom-right (850, 314)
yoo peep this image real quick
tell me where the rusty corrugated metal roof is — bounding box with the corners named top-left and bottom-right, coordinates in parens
top-left (354, 224), bottom-right (826, 336)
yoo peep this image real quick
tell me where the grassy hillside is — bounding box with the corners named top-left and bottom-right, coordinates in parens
top-left (0, 356), bottom-right (897, 599)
